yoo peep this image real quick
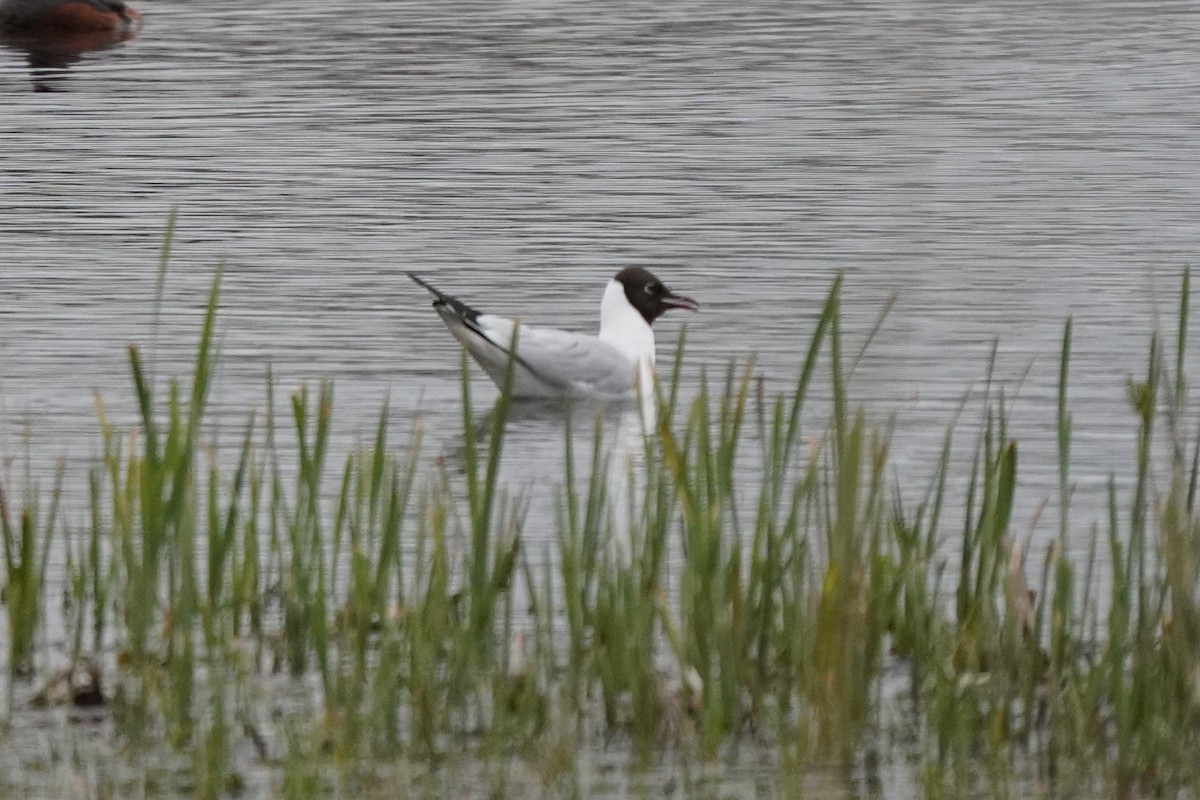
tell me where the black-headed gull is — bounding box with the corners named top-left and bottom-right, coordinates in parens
top-left (410, 267), bottom-right (698, 399)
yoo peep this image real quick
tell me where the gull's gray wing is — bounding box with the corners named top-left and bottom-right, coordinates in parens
top-left (411, 274), bottom-right (636, 399)
top-left (508, 323), bottom-right (636, 399)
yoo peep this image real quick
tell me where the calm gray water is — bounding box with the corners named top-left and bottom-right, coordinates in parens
top-left (2, 0), bottom-right (1200, 588)
top-left (3, 1), bottom-right (1200, 797)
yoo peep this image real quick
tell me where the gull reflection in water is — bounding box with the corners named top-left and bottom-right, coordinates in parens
top-left (454, 386), bottom-right (659, 566)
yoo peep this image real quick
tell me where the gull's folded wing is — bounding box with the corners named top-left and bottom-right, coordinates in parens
top-left (412, 273), bottom-right (637, 399)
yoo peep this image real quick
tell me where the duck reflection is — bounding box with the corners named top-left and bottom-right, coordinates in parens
top-left (0, 0), bottom-right (140, 91)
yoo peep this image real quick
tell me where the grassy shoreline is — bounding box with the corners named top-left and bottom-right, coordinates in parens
top-left (3, 264), bottom-right (1200, 799)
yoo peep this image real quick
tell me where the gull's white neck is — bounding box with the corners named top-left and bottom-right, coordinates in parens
top-left (598, 279), bottom-right (656, 368)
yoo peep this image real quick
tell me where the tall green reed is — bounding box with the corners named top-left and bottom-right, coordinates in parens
top-left (14, 246), bottom-right (1200, 798)
top-left (1, 462), bottom-right (60, 677)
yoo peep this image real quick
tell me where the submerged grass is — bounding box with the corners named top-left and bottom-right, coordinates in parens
top-left (4, 257), bottom-right (1200, 798)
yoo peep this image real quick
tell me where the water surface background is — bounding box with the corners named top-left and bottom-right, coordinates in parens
top-left (2, 0), bottom-right (1199, 621)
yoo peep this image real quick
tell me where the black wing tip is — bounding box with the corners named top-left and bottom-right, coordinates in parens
top-left (408, 273), bottom-right (481, 322)
top-left (408, 272), bottom-right (450, 304)
top-left (408, 273), bottom-right (436, 294)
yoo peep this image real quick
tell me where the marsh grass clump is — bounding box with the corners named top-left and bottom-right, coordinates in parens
top-left (6, 249), bottom-right (1200, 798)
top-left (0, 464), bottom-right (59, 679)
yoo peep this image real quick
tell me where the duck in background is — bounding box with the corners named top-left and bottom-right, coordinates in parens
top-left (0, 0), bottom-right (140, 91)
top-left (0, 0), bottom-right (139, 34)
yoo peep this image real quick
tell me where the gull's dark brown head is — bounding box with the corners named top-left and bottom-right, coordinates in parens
top-left (613, 267), bottom-right (698, 325)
